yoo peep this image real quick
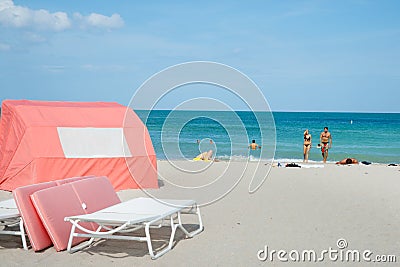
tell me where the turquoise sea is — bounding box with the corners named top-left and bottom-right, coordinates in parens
top-left (136, 110), bottom-right (400, 164)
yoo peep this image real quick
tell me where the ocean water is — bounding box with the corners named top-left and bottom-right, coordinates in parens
top-left (136, 110), bottom-right (400, 164)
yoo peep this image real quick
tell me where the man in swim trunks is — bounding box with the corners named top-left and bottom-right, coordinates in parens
top-left (249, 140), bottom-right (261, 150)
top-left (336, 158), bottom-right (358, 165)
top-left (320, 127), bottom-right (332, 163)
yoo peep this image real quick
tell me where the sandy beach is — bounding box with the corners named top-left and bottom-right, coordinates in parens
top-left (1, 0), bottom-right (399, 266)
top-left (0, 161), bottom-right (399, 266)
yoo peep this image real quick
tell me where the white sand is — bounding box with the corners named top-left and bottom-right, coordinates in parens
top-left (0, 161), bottom-right (399, 266)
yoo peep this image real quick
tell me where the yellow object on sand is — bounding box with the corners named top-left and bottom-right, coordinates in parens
top-left (193, 157), bottom-right (210, 162)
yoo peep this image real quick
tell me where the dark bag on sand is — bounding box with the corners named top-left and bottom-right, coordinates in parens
top-left (361, 161), bottom-right (372, 165)
top-left (286, 162), bottom-right (301, 168)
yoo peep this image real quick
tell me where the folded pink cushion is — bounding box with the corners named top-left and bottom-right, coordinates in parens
top-left (31, 176), bottom-right (121, 251)
top-left (13, 181), bottom-right (57, 251)
top-left (12, 176), bottom-right (99, 251)
top-left (30, 184), bottom-right (94, 251)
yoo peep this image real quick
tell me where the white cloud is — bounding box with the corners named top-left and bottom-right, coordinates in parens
top-left (0, 0), bottom-right (71, 31)
top-left (0, 0), bottom-right (12, 11)
top-left (0, 0), bottom-right (124, 32)
top-left (73, 12), bottom-right (124, 30)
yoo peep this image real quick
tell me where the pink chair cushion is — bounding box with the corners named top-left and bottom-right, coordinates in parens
top-left (55, 175), bottom-right (94, 186)
top-left (13, 181), bottom-right (58, 251)
top-left (30, 184), bottom-right (95, 251)
top-left (30, 176), bottom-right (121, 251)
top-left (71, 176), bottom-right (121, 214)
top-left (12, 176), bottom-right (99, 251)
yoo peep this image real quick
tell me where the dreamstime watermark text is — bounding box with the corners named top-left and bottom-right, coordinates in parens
top-left (257, 239), bottom-right (396, 263)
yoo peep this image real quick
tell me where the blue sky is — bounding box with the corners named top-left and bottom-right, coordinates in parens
top-left (0, 0), bottom-right (399, 112)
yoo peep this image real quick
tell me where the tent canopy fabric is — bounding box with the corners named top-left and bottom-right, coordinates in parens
top-left (0, 100), bottom-right (158, 191)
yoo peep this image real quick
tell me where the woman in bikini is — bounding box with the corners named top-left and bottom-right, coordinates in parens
top-left (303, 129), bottom-right (312, 162)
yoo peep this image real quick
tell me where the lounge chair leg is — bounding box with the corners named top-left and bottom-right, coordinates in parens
top-left (168, 217), bottom-right (179, 250)
top-left (145, 217), bottom-right (178, 260)
top-left (19, 218), bottom-right (28, 250)
top-left (67, 223), bottom-right (101, 253)
top-left (67, 223), bottom-right (77, 252)
top-left (177, 205), bottom-right (203, 238)
top-left (145, 223), bottom-right (155, 259)
top-left (84, 225), bottom-right (103, 248)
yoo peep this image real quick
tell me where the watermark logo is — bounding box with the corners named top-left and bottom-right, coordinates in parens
top-left (124, 61), bottom-right (276, 206)
top-left (336, 238), bottom-right (348, 249)
top-left (257, 239), bottom-right (397, 263)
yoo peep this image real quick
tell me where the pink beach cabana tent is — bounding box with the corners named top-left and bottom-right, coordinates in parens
top-left (0, 100), bottom-right (158, 191)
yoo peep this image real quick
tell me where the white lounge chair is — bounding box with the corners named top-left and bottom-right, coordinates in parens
top-left (64, 197), bottom-right (203, 259)
top-left (0, 199), bottom-right (28, 250)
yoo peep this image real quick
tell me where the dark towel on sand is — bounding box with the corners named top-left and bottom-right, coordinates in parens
top-left (286, 162), bottom-right (301, 168)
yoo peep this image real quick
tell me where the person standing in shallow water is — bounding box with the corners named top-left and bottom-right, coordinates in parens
top-left (249, 140), bottom-right (261, 150)
top-left (320, 127), bottom-right (332, 163)
top-left (303, 129), bottom-right (312, 162)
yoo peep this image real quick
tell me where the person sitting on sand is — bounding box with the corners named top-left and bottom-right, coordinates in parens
top-left (336, 158), bottom-right (358, 165)
top-left (303, 129), bottom-right (312, 163)
top-left (320, 127), bottom-right (332, 163)
top-left (194, 150), bottom-right (214, 161)
top-left (249, 140), bottom-right (261, 150)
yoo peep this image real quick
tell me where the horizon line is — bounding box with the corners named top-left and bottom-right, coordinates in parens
top-left (133, 108), bottom-right (400, 114)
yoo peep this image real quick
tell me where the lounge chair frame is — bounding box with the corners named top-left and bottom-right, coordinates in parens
top-left (65, 198), bottom-right (203, 259)
top-left (0, 199), bottom-right (28, 250)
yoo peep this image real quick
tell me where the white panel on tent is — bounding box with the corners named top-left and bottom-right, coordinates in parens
top-left (57, 128), bottom-right (132, 158)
